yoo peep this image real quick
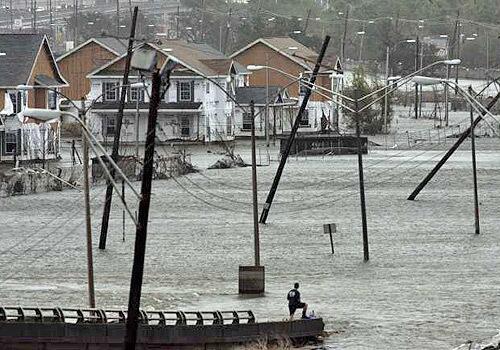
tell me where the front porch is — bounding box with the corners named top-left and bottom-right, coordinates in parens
top-left (91, 101), bottom-right (205, 144)
top-left (0, 117), bottom-right (60, 164)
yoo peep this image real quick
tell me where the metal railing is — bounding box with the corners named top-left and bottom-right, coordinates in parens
top-left (0, 307), bottom-right (255, 326)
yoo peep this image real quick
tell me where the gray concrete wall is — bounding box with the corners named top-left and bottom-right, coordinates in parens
top-left (0, 319), bottom-right (324, 349)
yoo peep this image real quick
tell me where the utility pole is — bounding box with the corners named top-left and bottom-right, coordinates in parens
top-left (259, 36), bottom-right (331, 224)
top-left (414, 35), bottom-right (419, 119)
top-left (455, 15), bottom-right (461, 95)
top-left (124, 69), bottom-right (163, 350)
top-left (265, 52), bottom-right (270, 147)
top-left (340, 8), bottom-right (348, 64)
top-left (74, 0), bottom-right (78, 44)
top-left (222, 7), bottom-right (232, 54)
top-left (99, 7), bottom-right (139, 250)
top-left (408, 91), bottom-right (500, 200)
top-left (355, 96), bottom-right (369, 261)
top-left (468, 87), bottom-right (480, 235)
top-left (384, 46), bottom-right (389, 140)
top-left (9, 0), bottom-right (13, 31)
top-left (302, 8), bottom-right (311, 35)
top-left (116, 0), bottom-right (120, 36)
top-left (250, 101), bottom-right (260, 266)
top-left (199, 0), bottom-right (205, 41)
top-left (81, 99), bottom-right (96, 308)
top-left (49, 0), bottom-right (53, 38)
top-left (176, 5), bottom-right (180, 39)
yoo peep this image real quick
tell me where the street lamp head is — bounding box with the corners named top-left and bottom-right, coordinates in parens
top-left (443, 59), bottom-right (461, 65)
top-left (21, 107), bottom-right (62, 122)
top-left (405, 39), bottom-right (417, 43)
top-left (247, 65), bottom-right (265, 71)
top-left (412, 76), bottom-right (443, 86)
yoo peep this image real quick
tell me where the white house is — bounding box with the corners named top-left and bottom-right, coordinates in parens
top-left (86, 40), bottom-right (249, 144)
top-left (0, 34), bottom-right (67, 164)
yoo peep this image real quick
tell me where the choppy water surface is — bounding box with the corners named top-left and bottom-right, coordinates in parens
top-left (1, 144), bottom-right (500, 349)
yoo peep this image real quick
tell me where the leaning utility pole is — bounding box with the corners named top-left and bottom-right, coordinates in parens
top-left (259, 36), bottom-right (331, 224)
top-left (124, 69), bottom-right (163, 350)
top-left (408, 91), bottom-right (500, 200)
top-left (99, 7), bottom-right (139, 250)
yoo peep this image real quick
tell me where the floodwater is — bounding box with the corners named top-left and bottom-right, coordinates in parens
top-left (1, 140), bottom-right (500, 349)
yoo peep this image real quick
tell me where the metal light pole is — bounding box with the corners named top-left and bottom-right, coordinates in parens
top-left (81, 99), bottom-right (96, 308)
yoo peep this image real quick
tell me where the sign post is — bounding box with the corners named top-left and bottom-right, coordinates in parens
top-left (323, 223), bottom-right (336, 254)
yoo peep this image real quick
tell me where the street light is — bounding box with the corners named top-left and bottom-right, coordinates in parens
top-left (410, 76), bottom-right (498, 235)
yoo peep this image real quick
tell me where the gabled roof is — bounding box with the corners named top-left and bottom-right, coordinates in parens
top-left (231, 36), bottom-right (325, 71)
top-left (0, 34), bottom-right (67, 88)
top-left (88, 40), bottom-right (248, 79)
top-left (56, 37), bottom-right (128, 62)
top-left (235, 86), bottom-right (291, 105)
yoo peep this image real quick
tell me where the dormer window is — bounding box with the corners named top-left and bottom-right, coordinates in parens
top-left (103, 82), bottom-right (118, 101)
top-left (129, 87), bottom-right (144, 102)
top-left (178, 81), bottom-right (193, 102)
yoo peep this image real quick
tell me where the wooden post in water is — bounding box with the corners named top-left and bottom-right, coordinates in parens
top-left (355, 97), bottom-right (369, 262)
top-left (469, 94), bottom-right (480, 235)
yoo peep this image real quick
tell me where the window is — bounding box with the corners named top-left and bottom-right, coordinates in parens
top-left (226, 114), bottom-right (232, 136)
top-left (9, 92), bottom-right (23, 113)
top-left (299, 110), bottom-right (309, 127)
top-left (178, 81), bottom-right (192, 102)
top-left (225, 82), bottom-right (232, 101)
top-left (48, 90), bottom-right (57, 110)
top-left (129, 87), bottom-right (144, 102)
top-left (181, 117), bottom-right (190, 137)
top-left (105, 116), bottom-right (116, 136)
top-left (4, 132), bottom-right (17, 154)
top-left (103, 82), bottom-right (118, 101)
top-left (242, 112), bottom-right (252, 130)
top-left (205, 82), bottom-right (210, 94)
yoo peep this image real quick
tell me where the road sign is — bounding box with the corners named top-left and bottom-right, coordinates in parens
top-left (323, 223), bottom-right (337, 234)
top-left (323, 223), bottom-right (336, 254)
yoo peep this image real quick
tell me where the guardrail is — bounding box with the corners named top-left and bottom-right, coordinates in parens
top-left (0, 307), bottom-right (255, 326)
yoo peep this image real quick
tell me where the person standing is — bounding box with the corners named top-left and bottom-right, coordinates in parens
top-left (287, 282), bottom-right (308, 320)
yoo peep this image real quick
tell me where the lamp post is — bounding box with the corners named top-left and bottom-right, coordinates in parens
top-left (408, 76), bottom-right (500, 231)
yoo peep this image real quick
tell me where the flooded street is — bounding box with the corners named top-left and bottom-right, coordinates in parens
top-left (1, 142), bottom-right (500, 349)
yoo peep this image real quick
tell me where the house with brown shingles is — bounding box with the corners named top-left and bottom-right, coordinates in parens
top-left (0, 34), bottom-right (67, 164)
top-left (230, 36), bottom-right (335, 133)
top-left (56, 37), bottom-right (127, 101)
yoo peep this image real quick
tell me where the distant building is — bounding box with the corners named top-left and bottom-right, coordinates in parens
top-left (0, 34), bottom-right (67, 163)
top-left (56, 37), bottom-right (127, 101)
top-left (231, 36), bottom-right (336, 133)
top-left (234, 86), bottom-right (296, 138)
top-left (87, 39), bottom-right (249, 143)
